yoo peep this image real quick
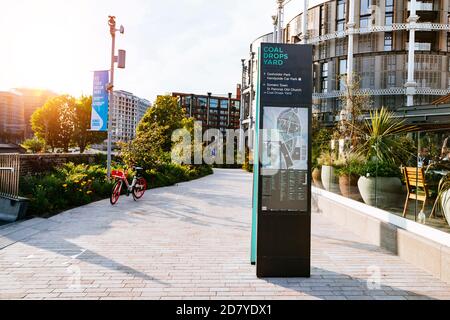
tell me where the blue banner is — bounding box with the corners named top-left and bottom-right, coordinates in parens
top-left (90, 70), bottom-right (109, 132)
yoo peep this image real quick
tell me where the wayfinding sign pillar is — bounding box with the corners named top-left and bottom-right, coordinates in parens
top-left (251, 43), bottom-right (312, 278)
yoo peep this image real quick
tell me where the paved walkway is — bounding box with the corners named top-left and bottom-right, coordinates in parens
top-left (0, 169), bottom-right (449, 300)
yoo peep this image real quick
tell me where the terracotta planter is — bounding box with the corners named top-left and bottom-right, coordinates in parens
top-left (321, 165), bottom-right (340, 194)
top-left (312, 167), bottom-right (323, 188)
top-left (339, 174), bottom-right (361, 201)
top-left (357, 176), bottom-right (403, 209)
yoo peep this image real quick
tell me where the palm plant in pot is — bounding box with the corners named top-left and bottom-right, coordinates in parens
top-left (355, 107), bottom-right (414, 208)
top-left (357, 160), bottom-right (403, 208)
top-left (335, 152), bottom-right (364, 201)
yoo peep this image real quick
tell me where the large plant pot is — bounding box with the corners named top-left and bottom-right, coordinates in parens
top-left (358, 176), bottom-right (403, 209)
top-left (312, 168), bottom-right (323, 188)
top-left (321, 165), bottom-right (340, 194)
top-left (439, 190), bottom-right (450, 226)
top-left (339, 174), bottom-right (361, 201)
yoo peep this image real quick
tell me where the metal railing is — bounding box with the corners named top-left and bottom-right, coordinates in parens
top-left (307, 23), bottom-right (450, 45)
top-left (0, 154), bottom-right (20, 199)
top-left (313, 88), bottom-right (450, 100)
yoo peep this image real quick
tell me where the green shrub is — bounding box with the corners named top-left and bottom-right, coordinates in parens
top-left (20, 161), bottom-right (213, 218)
top-left (357, 160), bottom-right (402, 178)
top-left (20, 162), bottom-right (113, 217)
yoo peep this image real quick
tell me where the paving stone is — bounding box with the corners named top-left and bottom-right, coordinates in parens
top-left (0, 169), bottom-right (449, 300)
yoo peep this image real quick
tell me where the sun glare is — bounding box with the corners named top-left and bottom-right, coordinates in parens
top-left (1, 0), bottom-right (107, 95)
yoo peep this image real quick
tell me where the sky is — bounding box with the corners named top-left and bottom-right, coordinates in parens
top-left (0, 0), bottom-right (281, 102)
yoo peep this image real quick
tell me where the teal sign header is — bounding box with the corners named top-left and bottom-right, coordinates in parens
top-left (263, 46), bottom-right (289, 66)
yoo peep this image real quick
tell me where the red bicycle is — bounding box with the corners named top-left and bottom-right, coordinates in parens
top-left (110, 167), bottom-right (147, 205)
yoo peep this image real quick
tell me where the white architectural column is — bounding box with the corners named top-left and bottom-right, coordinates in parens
top-left (406, 0), bottom-right (419, 107)
top-left (346, 0), bottom-right (356, 86)
top-left (301, 0), bottom-right (309, 44)
top-left (344, 0), bottom-right (356, 115)
top-left (277, 0), bottom-right (284, 43)
top-left (272, 15), bottom-right (278, 43)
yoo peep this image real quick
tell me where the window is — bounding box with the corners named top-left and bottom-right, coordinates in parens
top-left (339, 59), bottom-right (347, 90)
top-left (385, 13), bottom-right (393, 26)
top-left (359, 34), bottom-right (374, 52)
top-left (319, 43), bottom-right (328, 59)
top-left (336, 0), bottom-right (346, 32)
top-left (321, 62), bottom-right (328, 93)
top-left (336, 38), bottom-right (347, 56)
top-left (360, 16), bottom-right (370, 30)
top-left (337, 0), bottom-right (345, 20)
top-left (220, 100), bottom-right (228, 109)
top-left (384, 32), bottom-right (393, 51)
top-left (387, 72), bottom-right (396, 87)
top-left (210, 98), bottom-right (218, 109)
top-left (320, 5), bottom-right (327, 36)
top-left (198, 97), bottom-right (207, 107)
top-left (360, 0), bottom-right (372, 15)
top-left (386, 0), bottom-right (394, 11)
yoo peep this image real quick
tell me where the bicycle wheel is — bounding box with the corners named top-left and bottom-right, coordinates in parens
top-left (110, 180), bottom-right (123, 205)
top-left (132, 177), bottom-right (147, 200)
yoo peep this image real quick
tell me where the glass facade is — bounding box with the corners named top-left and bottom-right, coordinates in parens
top-left (314, 125), bottom-right (450, 234)
top-left (174, 93), bottom-right (240, 132)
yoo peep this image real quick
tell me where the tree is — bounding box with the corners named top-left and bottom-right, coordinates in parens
top-left (58, 95), bottom-right (76, 152)
top-left (31, 95), bottom-right (76, 152)
top-left (119, 123), bottom-right (168, 169)
top-left (73, 96), bottom-right (107, 153)
top-left (337, 74), bottom-right (373, 149)
top-left (121, 95), bottom-right (190, 169)
top-left (21, 137), bottom-right (45, 153)
top-left (137, 95), bottom-right (185, 152)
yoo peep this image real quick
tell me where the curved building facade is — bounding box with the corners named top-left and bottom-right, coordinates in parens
top-left (241, 0), bottom-right (450, 131)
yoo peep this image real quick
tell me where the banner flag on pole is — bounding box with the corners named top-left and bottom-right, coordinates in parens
top-left (90, 70), bottom-right (109, 132)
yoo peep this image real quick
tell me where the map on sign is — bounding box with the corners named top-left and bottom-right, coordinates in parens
top-left (262, 107), bottom-right (308, 171)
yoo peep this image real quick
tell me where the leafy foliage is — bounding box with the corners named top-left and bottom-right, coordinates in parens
top-left (30, 94), bottom-right (106, 153)
top-left (357, 107), bottom-right (415, 165)
top-left (31, 95), bottom-right (75, 152)
top-left (137, 95), bottom-right (185, 152)
top-left (73, 96), bottom-right (107, 153)
top-left (20, 161), bottom-right (213, 217)
top-left (312, 127), bottom-right (332, 169)
top-left (356, 160), bottom-right (402, 178)
top-left (119, 123), bottom-right (168, 169)
top-left (20, 163), bottom-right (112, 217)
top-left (335, 152), bottom-right (365, 177)
top-left (21, 136), bottom-right (45, 153)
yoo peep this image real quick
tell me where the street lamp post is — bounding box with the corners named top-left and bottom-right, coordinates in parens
top-left (107, 16), bottom-right (125, 180)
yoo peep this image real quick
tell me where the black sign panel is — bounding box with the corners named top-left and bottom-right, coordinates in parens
top-left (256, 43), bottom-right (312, 278)
top-left (260, 45), bottom-right (313, 106)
